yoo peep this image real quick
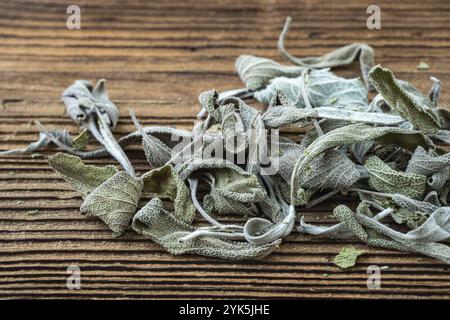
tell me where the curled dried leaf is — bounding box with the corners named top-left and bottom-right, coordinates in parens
top-left (235, 55), bottom-right (305, 91)
top-left (278, 17), bottom-right (374, 90)
top-left (132, 198), bottom-right (281, 260)
top-left (369, 65), bottom-right (441, 133)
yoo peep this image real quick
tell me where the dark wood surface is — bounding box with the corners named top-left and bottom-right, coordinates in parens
top-left (0, 0), bottom-right (450, 299)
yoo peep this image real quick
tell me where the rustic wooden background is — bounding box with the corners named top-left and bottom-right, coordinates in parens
top-left (0, 0), bottom-right (449, 299)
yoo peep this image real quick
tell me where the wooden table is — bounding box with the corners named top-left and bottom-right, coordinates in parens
top-left (0, 0), bottom-right (449, 299)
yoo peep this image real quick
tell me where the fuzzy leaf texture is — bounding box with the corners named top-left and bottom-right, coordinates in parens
top-left (178, 158), bottom-right (266, 216)
top-left (278, 17), bottom-right (374, 89)
top-left (333, 205), bottom-right (450, 264)
top-left (141, 164), bottom-right (195, 224)
top-left (299, 150), bottom-right (360, 191)
top-left (235, 55), bottom-right (306, 90)
top-left (0, 129), bottom-right (73, 156)
top-left (61, 79), bottom-right (119, 128)
top-left (48, 153), bottom-right (118, 198)
top-left (333, 246), bottom-right (365, 269)
top-left (291, 123), bottom-right (434, 194)
top-left (80, 171), bottom-right (143, 235)
top-left (132, 198), bottom-right (281, 260)
top-left (365, 156), bottom-right (426, 199)
top-left (369, 65), bottom-right (441, 133)
top-left (255, 69), bottom-right (368, 109)
top-left (406, 146), bottom-right (450, 176)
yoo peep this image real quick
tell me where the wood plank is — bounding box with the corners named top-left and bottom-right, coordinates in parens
top-left (1, 0), bottom-right (450, 300)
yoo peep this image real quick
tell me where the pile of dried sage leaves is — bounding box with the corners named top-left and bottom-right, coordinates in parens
top-left (2, 17), bottom-right (450, 263)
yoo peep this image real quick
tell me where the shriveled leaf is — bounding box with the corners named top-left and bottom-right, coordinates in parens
top-left (244, 205), bottom-right (295, 245)
top-left (391, 208), bottom-right (428, 230)
top-left (141, 164), bottom-right (195, 224)
top-left (262, 105), bottom-right (404, 129)
top-left (199, 90), bottom-right (257, 154)
top-left (130, 110), bottom-right (172, 168)
top-left (369, 65), bottom-right (441, 133)
top-left (62, 79), bottom-right (119, 128)
top-left (392, 193), bottom-right (438, 215)
top-left (334, 205), bottom-right (450, 264)
top-left (255, 69), bottom-right (368, 109)
top-left (299, 150), bottom-right (360, 190)
top-left (235, 55), bottom-right (305, 90)
top-left (80, 171), bottom-right (142, 235)
top-left (404, 207), bottom-right (450, 242)
top-left (366, 156), bottom-right (426, 199)
top-left (274, 140), bottom-right (305, 183)
top-left (406, 146), bottom-right (450, 176)
top-left (132, 198), bottom-right (281, 260)
top-left (351, 141), bottom-right (374, 164)
top-left (292, 123), bottom-right (434, 194)
top-left (278, 17), bottom-right (374, 89)
top-left (48, 153), bottom-right (118, 198)
top-left (178, 158), bottom-right (266, 216)
top-left (0, 129), bottom-right (73, 156)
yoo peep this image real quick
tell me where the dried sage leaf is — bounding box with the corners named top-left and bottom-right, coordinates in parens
top-left (299, 150), bottom-right (360, 191)
top-left (278, 17), bottom-right (374, 90)
top-left (255, 69), bottom-right (368, 109)
top-left (334, 205), bottom-right (450, 264)
top-left (0, 129), bottom-right (73, 156)
top-left (130, 110), bottom-right (172, 168)
top-left (80, 171), bottom-right (142, 235)
top-left (132, 198), bottom-right (281, 260)
top-left (141, 164), bottom-right (195, 224)
top-left (366, 156), bottom-right (426, 199)
top-left (407, 146), bottom-right (450, 176)
top-left (48, 153), bottom-right (118, 198)
top-left (179, 159), bottom-right (265, 216)
top-left (235, 55), bottom-right (305, 91)
top-left (291, 123), bottom-right (434, 199)
top-left (369, 65), bottom-right (441, 133)
top-left (62, 79), bottom-right (119, 128)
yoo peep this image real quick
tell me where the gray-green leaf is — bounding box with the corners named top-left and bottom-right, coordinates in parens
top-left (132, 198), bottom-right (281, 260)
top-left (141, 164), bottom-right (195, 224)
top-left (369, 65), bottom-right (441, 133)
top-left (80, 171), bottom-right (142, 235)
top-left (366, 156), bottom-right (426, 199)
top-left (235, 55), bottom-right (305, 91)
top-left (49, 153), bottom-right (118, 198)
top-left (255, 69), bottom-right (368, 110)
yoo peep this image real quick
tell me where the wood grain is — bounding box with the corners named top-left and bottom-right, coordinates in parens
top-left (1, 0), bottom-right (450, 299)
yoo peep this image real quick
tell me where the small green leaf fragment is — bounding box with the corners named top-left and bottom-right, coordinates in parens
top-left (417, 61), bottom-right (429, 70)
top-left (333, 246), bottom-right (365, 269)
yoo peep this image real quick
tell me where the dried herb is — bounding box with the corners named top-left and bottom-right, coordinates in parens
top-left (1, 17), bottom-right (450, 264)
top-left (334, 246), bottom-right (365, 269)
